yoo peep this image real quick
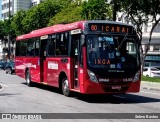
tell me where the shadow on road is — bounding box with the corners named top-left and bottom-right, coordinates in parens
top-left (22, 82), bottom-right (61, 94)
top-left (0, 93), bottom-right (21, 96)
top-left (22, 82), bottom-right (160, 104)
top-left (74, 94), bottom-right (160, 104)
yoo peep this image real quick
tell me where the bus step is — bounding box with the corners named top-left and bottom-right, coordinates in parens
top-left (71, 89), bottom-right (80, 92)
top-left (41, 82), bottom-right (48, 85)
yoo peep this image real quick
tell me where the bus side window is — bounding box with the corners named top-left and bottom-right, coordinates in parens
top-left (27, 39), bottom-right (35, 56)
top-left (48, 35), bottom-right (55, 56)
top-left (16, 41), bottom-right (20, 56)
top-left (19, 41), bottom-right (27, 56)
top-left (55, 33), bottom-right (69, 56)
top-left (35, 39), bottom-right (40, 56)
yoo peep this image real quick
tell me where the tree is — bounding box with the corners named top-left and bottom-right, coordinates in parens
top-left (11, 10), bottom-right (27, 35)
top-left (117, 0), bottom-right (160, 66)
top-left (82, 0), bottom-right (112, 20)
top-left (48, 2), bottom-right (83, 25)
top-left (22, 0), bottom-right (62, 33)
top-left (0, 20), bottom-right (5, 40)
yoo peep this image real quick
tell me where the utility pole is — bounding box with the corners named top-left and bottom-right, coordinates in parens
top-left (8, 0), bottom-right (11, 60)
top-left (112, 0), bottom-right (118, 21)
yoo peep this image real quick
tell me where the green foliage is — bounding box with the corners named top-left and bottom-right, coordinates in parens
top-left (119, 0), bottom-right (160, 65)
top-left (0, 20), bottom-right (5, 39)
top-left (22, 0), bottom-right (62, 33)
top-left (11, 10), bottom-right (26, 35)
top-left (48, 4), bottom-right (83, 25)
top-left (142, 76), bottom-right (160, 83)
top-left (82, 0), bottom-right (112, 20)
top-left (0, 17), bottom-right (16, 44)
top-left (0, 0), bottom-right (112, 40)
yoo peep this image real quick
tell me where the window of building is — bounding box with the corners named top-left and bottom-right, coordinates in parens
top-left (10, 1), bottom-right (12, 7)
top-left (32, 2), bottom-right (37, 6)
top-left (7, 3), bottom-right (9, 8)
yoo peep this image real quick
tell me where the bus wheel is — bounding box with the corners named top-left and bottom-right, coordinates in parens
top-left (62, 78), bottom-right (70, 97)
top-left (26, 71), bottom-right (33, 87)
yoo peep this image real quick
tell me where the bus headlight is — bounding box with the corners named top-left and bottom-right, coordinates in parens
top-left (133, 70), bottom-right (140, 82)
top-left (87, 70), bottom-right (98, 83)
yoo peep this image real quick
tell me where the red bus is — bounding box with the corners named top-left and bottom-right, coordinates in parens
top-left (15, 20), bottom-right (141, 96)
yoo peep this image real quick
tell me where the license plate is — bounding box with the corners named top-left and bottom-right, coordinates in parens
top-left (112, 86), bottom-right (121, 90)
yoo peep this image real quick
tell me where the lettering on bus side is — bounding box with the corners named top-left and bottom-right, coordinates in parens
top-left (48, 61), bottom-right (58, 70)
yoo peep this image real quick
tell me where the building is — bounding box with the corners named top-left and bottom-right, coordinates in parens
top-left (0, 0), bottom-right (45, 60)
top-left (32, 0), bottom-right (44, 6)
top-left (1, 0), bottom-right (44, 20)
top-left (0, 0), bottom-right (1, 19)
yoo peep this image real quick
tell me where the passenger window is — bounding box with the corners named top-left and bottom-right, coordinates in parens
top-left (55, 33), bottom-right (69, 56)
top-left (27, 39), bottom-right (35, 56)
top-left (19, 41), bottom-right (27, 56)
top-left (16, 41), bottom-right (20, 56)
top-left (48, 35), bottom-right (55, 56)
top-left (35, 39), bottom-right (40, 56)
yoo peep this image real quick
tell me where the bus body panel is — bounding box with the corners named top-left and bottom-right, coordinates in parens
top-left (80, 79), bottom-right (140, 94)
top-left (15, 57), bottom-right (41, 83)
top-left (45, 57), bottom-right (71, 87)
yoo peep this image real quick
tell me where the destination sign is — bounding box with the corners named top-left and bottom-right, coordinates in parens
top-left (88, 23), bottom-right (133, 34)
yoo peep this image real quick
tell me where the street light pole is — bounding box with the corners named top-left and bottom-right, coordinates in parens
top-left (8, 0), bottom-right (11, 60)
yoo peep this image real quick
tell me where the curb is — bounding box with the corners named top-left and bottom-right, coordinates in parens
top-left (141, 81), bottom-right (160, 91)
top-left (142, 87), bottom-right (160, 91)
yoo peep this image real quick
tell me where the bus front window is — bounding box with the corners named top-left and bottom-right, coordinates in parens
top-left (87, 35), bottom-right (139, 71)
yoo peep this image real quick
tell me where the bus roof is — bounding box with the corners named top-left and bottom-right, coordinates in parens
top-left (16, 21), bottom-right (85, 40)
top-left (16, 20), bottom-right (134, 41)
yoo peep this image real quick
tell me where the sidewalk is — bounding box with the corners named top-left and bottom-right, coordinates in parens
top-left (141, 81), bottom-right (160, 91)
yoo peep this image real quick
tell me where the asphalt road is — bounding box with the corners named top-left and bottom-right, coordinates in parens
top-left (0, 70), bottom-right (160, 122)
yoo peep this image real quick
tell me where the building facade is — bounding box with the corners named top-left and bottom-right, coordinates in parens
top-left (0, 0), bottom-right (45, 60)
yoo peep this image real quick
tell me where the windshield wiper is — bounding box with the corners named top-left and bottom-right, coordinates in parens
top-left (118, 34), bottom-right (128, 50)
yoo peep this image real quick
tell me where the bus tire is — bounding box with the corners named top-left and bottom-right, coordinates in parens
top-left (62, 77), bottom-right (70, 97)
top-left (26, 70), bottom-right (33, 87)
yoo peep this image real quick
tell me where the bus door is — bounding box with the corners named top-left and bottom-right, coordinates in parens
top-left (71, 34), bottom-right (81, 89)
top-left (40, 35), bottom-right (48, 83)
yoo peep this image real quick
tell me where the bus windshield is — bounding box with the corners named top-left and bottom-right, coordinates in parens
top-left (87, 35), bottom-right (140, 71)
